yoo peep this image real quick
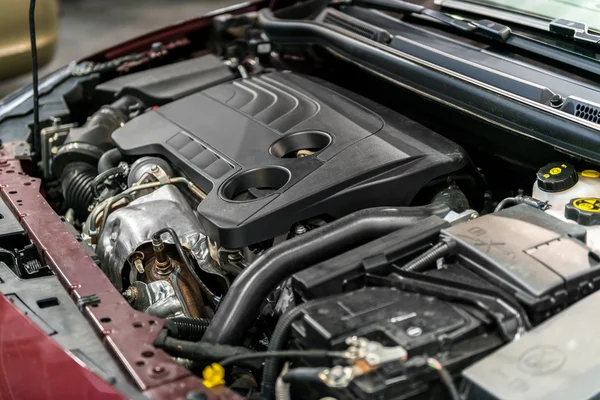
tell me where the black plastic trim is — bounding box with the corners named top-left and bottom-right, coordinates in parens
top-left (259, 9), bottom-right (600, 163)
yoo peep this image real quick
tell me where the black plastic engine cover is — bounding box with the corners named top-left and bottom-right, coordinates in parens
top-left (112, 71), bottom-right (466, 247)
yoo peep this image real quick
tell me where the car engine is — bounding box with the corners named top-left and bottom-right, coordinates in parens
top-left (2, 3), bottom-right (600, 399)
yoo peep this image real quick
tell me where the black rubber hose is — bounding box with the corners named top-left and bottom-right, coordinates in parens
top-left (97, 148), bottom-right (124, 173)
top-left (60, 162), bottom-right (97, 216)
top-left (401, 238), bottom-right (456, 273)
top-left (281, 368), bottom-right (323, 384)
top-left (165, 317), bottom-right (211, 341)
top-left (156, 334), bottom-right (256, 364)
top-left (202, 203), bottom-right (451, 346)
top-left (92, 165), bottom-right (122, 197)
top-left (261, 300), bottom-right (329, 400)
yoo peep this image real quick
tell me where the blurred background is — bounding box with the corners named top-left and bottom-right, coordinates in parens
top-left (0, 0), bottom-right (240, 98)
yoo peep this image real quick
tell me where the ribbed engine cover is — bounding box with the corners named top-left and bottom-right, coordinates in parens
top-left (112, 72), bottom-right (466, 247)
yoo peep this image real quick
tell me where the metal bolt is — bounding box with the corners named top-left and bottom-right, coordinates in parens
top-left (152, 366), bottom-right (165, 374)
top-left (122, 287), bottom-right (137, 302)
top-left (227, 252), bottom-right (242, 262)
top-left (294, 224), bottom-right (307, 235)
top-left (330, 365), bottom-right (345, 379)
top-left (150, 164), bottom-right (159, 173)
top-left (365, 354), bottom-right (379, 365)
top-left (406, 326), bottom-right (422, 337)
top-left (550, 94), bottom-right (564, 108)
top-left (133, 259), bottom-right (145, 274)
top-left (127, 251), bottom-right (146, 274)
top-left (151, 42), bottom-right (165, 53)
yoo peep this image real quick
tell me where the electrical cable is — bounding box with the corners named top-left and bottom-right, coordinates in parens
top-left (91, 164), bottom-right (127, 198)
top-left (156, 334), bottom-right (256, 364)
top-left (261, 299), bottom-right (333, 400)
top-left (281, 367), bottom-right (323, 384)
top-left (220, 350), bottom-right (344, 369)
top-left (29, 0), bottom-right (40, 155)
top-left (427, 358), bottom-right (461, 400)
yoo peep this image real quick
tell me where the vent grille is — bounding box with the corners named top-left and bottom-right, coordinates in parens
top-left (575, 102), bottom-right (600, 124)
top-left (167, 132), bottom-right (233, 179)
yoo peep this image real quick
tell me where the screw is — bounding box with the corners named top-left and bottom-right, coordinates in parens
top-left (406, 326), bottom-right (423, 337)
top-left (151, 42), bottom-right (165, 53)
top-left (227, 252), bottom-right (242, 262)
top-left (550, 94), bottom-right (564, 108)
top-left (133, 259), bottom-right (145, 273)
top-left (365, 354), bottom-right (379, 365)
top-left (150, 164), bottom-right (159, 173)
top-left (330, 365), bottom-right (345, 379)
top-left (152, 366), bottom-right (165, 374)
top-left (127, 251), bottom-right (146, 274)
top-left (294, 224), bottom-right (307, 235)
top-left (122, 287), bottom-right (138, 302)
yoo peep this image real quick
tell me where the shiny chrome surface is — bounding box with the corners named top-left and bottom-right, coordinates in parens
top-left (97, 185), bottom-right (203, 290)
top-left (131, 280), bottom-right (184, 318)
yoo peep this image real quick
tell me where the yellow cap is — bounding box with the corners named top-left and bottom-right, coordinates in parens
top-left (202, 363), bottom-right (225, 388)
top-left (581, 170), bottom-right (600, 179)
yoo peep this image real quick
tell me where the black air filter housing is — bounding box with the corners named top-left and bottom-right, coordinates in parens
top-left (112, 71), bottom-right (466, 247)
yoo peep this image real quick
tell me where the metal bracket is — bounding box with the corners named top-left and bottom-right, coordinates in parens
top-left (40, 119), bottom-right (76, 178)
top-left (76, 294), bottom-right (101, 311)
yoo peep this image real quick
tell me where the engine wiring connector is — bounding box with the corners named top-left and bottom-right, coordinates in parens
top-left (316, 337), bottom-right (408, 388)
top-left (495, 194), bottom-right (551, 213)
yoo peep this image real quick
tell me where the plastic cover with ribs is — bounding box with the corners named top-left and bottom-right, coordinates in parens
top-left (111, 71), bottom-right (467, 248)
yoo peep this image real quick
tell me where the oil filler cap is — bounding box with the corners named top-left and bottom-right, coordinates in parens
top-left (536, 162), bottom-right (578, 192)
top-left (565, 198), bottom-right (600, 226)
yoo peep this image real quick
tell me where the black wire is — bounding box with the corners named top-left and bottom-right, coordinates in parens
top-left (219, 350), bottom-right (344, 368)
top-left (29, 0), bottom-right (40, 155)
top-left (152, 228), bottom-right (219, 306)
top-left (92, 166), bottom-right (123, 197)
top-left (435, 366), bottom-right (461, 400)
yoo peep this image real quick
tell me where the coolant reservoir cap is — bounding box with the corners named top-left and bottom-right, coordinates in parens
top-left (565, 198), bottom-right (600, 226)
top-left (536, 162), bottom-right (578, 192)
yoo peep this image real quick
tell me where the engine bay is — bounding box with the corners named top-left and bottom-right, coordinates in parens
top-left (2, 1), bottom-right (600, 399)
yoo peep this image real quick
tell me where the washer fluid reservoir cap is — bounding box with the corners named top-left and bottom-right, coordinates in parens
top-left (536, 162), bottom-right (578, 192)
top-left (565, 198), bottom-right (600, 226)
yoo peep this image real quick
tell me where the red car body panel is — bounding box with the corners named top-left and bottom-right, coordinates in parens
top-left (0, 294), bottom-right (126, 400)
